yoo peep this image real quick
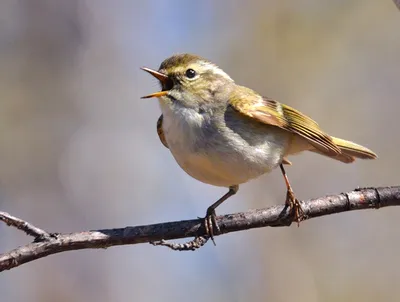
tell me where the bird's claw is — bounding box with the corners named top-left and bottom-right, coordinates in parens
top-left (285, 190), bottom-right (305, 226)
top-left (204, 208), bottom-right (219, 245)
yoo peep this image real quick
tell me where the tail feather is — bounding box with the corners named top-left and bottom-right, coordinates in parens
top-left (332, 136), bottom-right (377, 159)
top-left (310, 136), bottom-right (377, 164)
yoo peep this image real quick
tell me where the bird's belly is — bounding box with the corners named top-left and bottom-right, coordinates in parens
top-left (161, 108), bottom-right (291, 187)
top-left (170, 150), bottom-right (281, 187)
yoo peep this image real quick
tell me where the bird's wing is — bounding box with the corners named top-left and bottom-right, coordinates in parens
top-left (157, 114), bottom-right (169, 149)
top-left (229, 88), bottom-right (341, 156)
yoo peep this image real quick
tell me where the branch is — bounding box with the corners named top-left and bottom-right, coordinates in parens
top-left (0, 211), bottom-right (53, 240)
top-left (0, 186), bottom-right (399, 272)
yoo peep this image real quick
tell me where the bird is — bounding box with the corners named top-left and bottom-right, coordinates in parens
top-left (141, 53), bottom-right (377, 242)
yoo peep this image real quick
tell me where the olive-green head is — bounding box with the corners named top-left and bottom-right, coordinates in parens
top-left (141, 54), bottom-right (235, 109)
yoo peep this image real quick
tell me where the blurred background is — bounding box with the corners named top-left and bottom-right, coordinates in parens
top-left (0, 0), bottom-right (399, 301)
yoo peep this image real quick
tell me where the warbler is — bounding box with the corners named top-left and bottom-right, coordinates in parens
top-left (141, 54), bottom-right (377, 240)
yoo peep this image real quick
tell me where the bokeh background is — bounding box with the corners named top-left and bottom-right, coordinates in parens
top-left (0, 1), bottom-right (399, 301)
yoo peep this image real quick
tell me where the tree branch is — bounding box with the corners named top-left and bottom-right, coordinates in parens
top-left (0, 186), bottom-right (399, 272)
top-left (0, 211), bottom-right (52, 240)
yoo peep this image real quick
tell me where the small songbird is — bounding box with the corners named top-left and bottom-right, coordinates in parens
top-left (141, 54), bottom-right (377, 241)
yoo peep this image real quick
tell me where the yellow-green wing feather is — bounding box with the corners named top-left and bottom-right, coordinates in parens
top-left (229, 86), bottom-right (341, 156)
top-left (157, 114), bottom-right (169, 149)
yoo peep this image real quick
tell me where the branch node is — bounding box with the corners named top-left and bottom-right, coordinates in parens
top-left (33, 232), bottom-right (59, 243)
top-left (374, 188), bottom-right (381, 209)
top-left (343, 192), bottom-right (352, 211)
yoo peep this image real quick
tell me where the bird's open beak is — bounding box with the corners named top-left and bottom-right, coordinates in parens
top-left (140, 67), bottom-right (170, 99)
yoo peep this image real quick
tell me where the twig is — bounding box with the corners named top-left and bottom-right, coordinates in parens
top-left (0, 186), bottom-right (399, 272)
top-left (0, 211), bottom-right (52, 240)
top-left (150, 236), bottom-right (209, 251)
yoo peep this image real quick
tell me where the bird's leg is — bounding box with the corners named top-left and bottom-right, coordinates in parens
top-left (279, 164), bottom-right (304, 225)
top-left (205, 185), bottom-right (239, 244)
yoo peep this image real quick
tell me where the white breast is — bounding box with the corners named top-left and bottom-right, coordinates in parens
top-left (159, 102), bottom-right (291, 187)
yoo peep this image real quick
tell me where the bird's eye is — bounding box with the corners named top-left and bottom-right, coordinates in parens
top-left (185, 68), bottom-right (196, 79)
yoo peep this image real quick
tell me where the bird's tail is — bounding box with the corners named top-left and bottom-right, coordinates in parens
top-left (310, 136), bottom-right (377, 163)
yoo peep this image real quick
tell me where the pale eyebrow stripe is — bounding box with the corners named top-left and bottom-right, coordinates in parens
top-left (198, 61), bottom-right (234, 81)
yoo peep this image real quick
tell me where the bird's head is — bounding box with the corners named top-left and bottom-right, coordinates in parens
top-left (141, 54), bottom-right (235, 110)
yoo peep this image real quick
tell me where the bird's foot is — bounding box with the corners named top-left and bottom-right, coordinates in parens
top-left (285, 190), bottom-right (305, 226)
top-left (204, 207), bottom-right (220, 245)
